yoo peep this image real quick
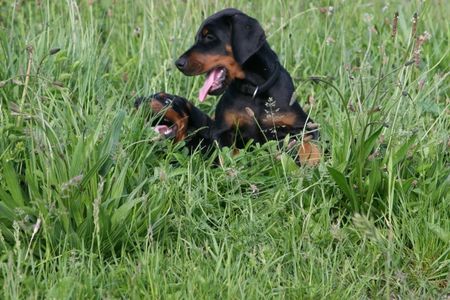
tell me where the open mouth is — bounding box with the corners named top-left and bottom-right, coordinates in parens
top-left (153, 119), bottom-right (178, 138)
top-left (199, 67), bottom-right (227, 102)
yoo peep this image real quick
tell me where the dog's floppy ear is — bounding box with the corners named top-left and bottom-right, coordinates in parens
top-left (231, 13), bottom-right (266, 65)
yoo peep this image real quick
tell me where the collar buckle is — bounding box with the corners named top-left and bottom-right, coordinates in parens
top-left (252, 86), bottom-right (259, 99)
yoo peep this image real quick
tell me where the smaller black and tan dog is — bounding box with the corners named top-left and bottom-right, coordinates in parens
top-left (136, 8), bottom-right (320, 165)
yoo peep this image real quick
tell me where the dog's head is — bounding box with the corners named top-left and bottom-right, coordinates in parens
top-left (137, 93), bottom-right (190, 142)
top-left (175, 8), bottom-right (266, 101)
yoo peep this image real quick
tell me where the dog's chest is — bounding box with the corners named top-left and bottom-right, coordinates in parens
top-left (217, 94), bottom-right (297, 138)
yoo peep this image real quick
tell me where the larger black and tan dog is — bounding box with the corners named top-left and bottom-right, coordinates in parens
top-left (136, 8), bottom-right (320, 165)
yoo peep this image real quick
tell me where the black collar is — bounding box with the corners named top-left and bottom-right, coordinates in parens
top-left (235, 63), bottom-right (281, 98)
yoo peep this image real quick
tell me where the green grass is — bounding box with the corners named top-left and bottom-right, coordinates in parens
top-left (0, 0), bottom-right (449, 298)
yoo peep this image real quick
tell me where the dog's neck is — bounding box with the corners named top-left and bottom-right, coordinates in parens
top-left (243, 44), bottom-right (279, 84)
top-left (234, 43), bottom-right (293, 98)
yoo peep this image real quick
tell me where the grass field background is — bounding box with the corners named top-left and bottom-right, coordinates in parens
top-left (0, 0), bottom-right (449, 298)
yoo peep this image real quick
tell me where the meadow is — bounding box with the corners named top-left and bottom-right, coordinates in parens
top-left (0, 0), bottom-right (449, 298)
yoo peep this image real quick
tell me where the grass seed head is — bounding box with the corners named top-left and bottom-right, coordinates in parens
top-left (411, 12), bottom-right (418, 38)
top-left (32, 218), bottom-right (41, 235)
top-left (391, 12), bottom-right (399, 40)
top-left (245, 107), bottom-right (255, 118)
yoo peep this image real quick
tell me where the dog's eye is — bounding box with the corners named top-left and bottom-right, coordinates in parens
top-left (204, 34), bottom-right (216, 42)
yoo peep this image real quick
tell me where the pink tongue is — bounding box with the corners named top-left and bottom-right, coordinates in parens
top-left (154, 125), bottom-right (172, 135)
top-left (199, 69), bottom-right (220, 102)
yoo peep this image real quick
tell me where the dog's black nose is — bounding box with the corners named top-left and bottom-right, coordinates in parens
top-left (175, 57), bottom-right (187, 70)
